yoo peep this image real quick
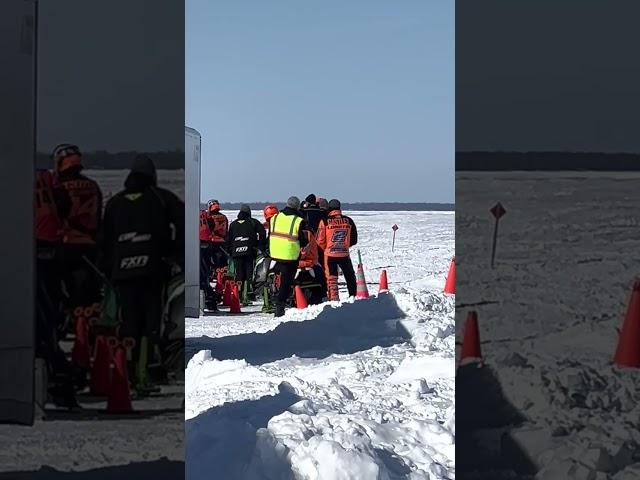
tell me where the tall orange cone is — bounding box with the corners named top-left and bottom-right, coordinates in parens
top-left (295, 286), bottom-right (308, 309)
top-left (223, 280), bottom-right (232, 306)
top-left (614, 278), bottom-right (640, 368)
top-left (90, 336), bottom-right (112, 396)
top-left (378, 270), bottom-right (389, 293)
top-left (229, 283), bottom-right (242, 313)
top-left (356, 264), bottom-right (369, 299)
top-left (460, 311), bottom-right (481, 361)
top-left (215, 270), bottom-right (224, 296)
top-left (107, 346), bottom-right (132, 413)
top-left (71, 315), bottom-right (91, 369)
top-left (444, 257), bottom-right (456, 294)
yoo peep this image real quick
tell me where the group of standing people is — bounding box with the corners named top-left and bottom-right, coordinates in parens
top-left (199, 194), bottom-right (359, 317)
top-left (36, 144), bottom-right (184, 407)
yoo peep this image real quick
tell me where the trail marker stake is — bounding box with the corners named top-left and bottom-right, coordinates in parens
top-left (391, 224), bottom-right (398, 252)
top-left (490, 202), bottom-right (506, 268)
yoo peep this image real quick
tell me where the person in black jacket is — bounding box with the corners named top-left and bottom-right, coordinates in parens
top-left (100, 155), bottom-right (184, 392)
top-left (300, 194), bottom-right (325, 234)
top-left (226, 204), bottom-right (266, 305)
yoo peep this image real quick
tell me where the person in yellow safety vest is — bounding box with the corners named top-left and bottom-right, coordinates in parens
top-left (268, 196), bottom-right (309, 317)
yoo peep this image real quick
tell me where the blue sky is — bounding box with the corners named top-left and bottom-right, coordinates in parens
top-left (186, 0), bottom-right (453, 203)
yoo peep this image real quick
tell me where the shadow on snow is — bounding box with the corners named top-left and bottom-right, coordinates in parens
top-left (186, 383), bottom-right (300, 480)
top-left (185, 292), bottom-right (410, 366)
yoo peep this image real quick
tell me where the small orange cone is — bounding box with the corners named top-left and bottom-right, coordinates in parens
top-left (295, 286), bottom-right (308, 309)
top-left (223, 281), bottom-right (232, 306)
top-left (460, 311), bottom-right (481, 361)
top-left (90, 336), bottom-right (113, 396)
top-left (444, 257), bottom-right (455, 295)
top-left (107, 346), bottom-right (132, 413)
top-left (229, 284), bottom-right (242, 313)
top-left (356, 264), bottom-right (369, 299)
top-left (379, 270), bottom-right (389, 293)
top-left (614, 278), bottom-right (640, 368)
top-left (71, 315), bottom-right (91, 369)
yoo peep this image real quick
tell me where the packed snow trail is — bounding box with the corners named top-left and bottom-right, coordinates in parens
top-left (456, 173), bottom-right (640, 478)
top-left (186, 211), bottom-right (455, 480)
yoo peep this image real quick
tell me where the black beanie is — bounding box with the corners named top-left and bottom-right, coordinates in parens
top-left (328, 199), bottom-right (341, 211)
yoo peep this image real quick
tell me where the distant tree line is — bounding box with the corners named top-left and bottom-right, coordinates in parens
top-left (457, 151), bottom-right (640, 171)
top-left (202, 202), bottom-right (454, 212)
top-left (36, 150), bottom-right (184, 169)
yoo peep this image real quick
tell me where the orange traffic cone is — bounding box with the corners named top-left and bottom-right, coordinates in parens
top-left (356, 264), bottom-right (369, 299)
top-left (614, 278), bottom-right (640, 368)
top-left (107, 346), bottom-right (132, 413)
top-left (229, 284), bottom-right (242, 314)
top-left (460, 311), bottom-right (481, 361)
top-left (444, 257), bottom-right (455, 294)
top-left (295, 286), bottom-right (308, 309)
top-left (379, 270), bottom-right (389, 293)
top-left (215, 270), bottom-right (224, 296)
top-left (90, 336), bottom-right (113, 396)
top-left (71, 315), bottom-right (91, 369)
top-left (223, 281), bottom-right (232, 306)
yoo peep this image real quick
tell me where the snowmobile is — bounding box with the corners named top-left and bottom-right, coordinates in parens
top-left (156, 267), bottom-right (185, 380)
top-left (253, 253), bottom-right (327, 312)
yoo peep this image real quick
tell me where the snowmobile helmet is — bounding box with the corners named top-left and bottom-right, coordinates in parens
top-left (208, 199), bottom-right (220, 212)
top-left (131, 154), bottom-right (157, 183)
top-left (263, 204), bottom-right (279, 221)
top-left (286, 196), bottom-right (301, 210)
top-left (318, 198), bottom-right (328, 210)
top-left (328, 199), bottom-right (341, 211)
top-left (240, 204), bottom-right (251, 215)
top-left (52, 143), bottom-right (82, 173)
top-left (305, 194), bottom-right (317, 205)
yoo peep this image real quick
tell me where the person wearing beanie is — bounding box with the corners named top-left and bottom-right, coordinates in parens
top-left (226, 204), bottom-right (266, 305)
top-left (268, 195), bottom-right (310, 317)
top-left (101, 154), bottom-right (185, 393)
top-left (52, 144), bottom-right (103, 384)
top-left (199, 199), bottom-right (228, 310)
top-left (317, 198), bottom-right (358, 301)
top-left (300, 193), bottom-right (324, 234)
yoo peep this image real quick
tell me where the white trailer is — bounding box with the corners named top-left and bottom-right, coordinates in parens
top-left (185, 127), bottom-right (201, 318)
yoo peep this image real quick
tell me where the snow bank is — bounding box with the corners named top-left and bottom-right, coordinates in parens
top-left (186, 292), bottom-right (410, 366)
top-left (186, 211), bottom-right (455, 479)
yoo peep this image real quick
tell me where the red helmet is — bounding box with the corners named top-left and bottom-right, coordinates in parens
top-left (263, 204), bottom-right (279, 222)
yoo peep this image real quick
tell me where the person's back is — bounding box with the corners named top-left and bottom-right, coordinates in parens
top-left (300, 194), bottom-right (324, 233)
top-left (317, 199), bottom-right (358, 300)
top-left (227, 205), bottom-right (264, 304)
top-left (227, 206), bottom-right (259, 258)
top-left (52, 145), bottom-right (102, 246)
top-left (206, 200), bottom-right (228, 245)
top-left (102, 170), bottom-right (183, 282)
top-left (101, 155), bottom-right (184, 391)
top-left (52, 144), bottom-right (103, 322)
top-left (268, 197), bottom-right (309, 316)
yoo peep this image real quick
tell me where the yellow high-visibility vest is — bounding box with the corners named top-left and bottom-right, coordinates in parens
top-left (269, 212), bottom-right (302, 261)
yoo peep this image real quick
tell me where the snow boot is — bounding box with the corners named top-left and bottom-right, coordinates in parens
top-left (241, 281), bottom-right (250, 307)
top-left (262, 286), bottom-right (275, 313)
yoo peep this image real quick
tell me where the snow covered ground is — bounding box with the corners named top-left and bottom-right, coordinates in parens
top-left (456, 172), bottom-right (640, 479)
top-left (186, 210), bottom-right (455, 479)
